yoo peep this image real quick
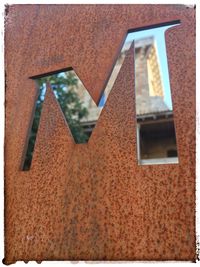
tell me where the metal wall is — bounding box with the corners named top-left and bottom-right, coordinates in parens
top-left (4, 5), bottom-right (196, 263)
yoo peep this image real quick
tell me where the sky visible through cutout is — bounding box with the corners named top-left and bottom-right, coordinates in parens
top-left (22, 22), bottom-right (179, 170)
top-left (126, 25), bottom-right (175, 110)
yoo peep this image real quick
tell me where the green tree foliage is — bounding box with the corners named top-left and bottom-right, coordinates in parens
top-left (23, 71), bottom-right (89, 170)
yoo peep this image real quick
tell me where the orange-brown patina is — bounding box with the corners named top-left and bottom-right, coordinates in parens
top-left (4, 4), bottom-right (196, 264)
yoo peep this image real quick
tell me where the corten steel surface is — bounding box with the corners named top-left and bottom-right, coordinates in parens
top-left (4, 4), bottom-right (196, 264)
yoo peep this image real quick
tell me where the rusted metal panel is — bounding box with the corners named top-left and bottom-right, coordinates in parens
top-left (4, 4), bottom-right (196, 264)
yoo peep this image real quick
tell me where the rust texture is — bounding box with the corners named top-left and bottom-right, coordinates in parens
top-left (4, 4), bottom-right (196, 264)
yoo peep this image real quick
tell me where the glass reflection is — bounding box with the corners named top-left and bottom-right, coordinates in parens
top-left (23, 22), bottom-right (179, 170)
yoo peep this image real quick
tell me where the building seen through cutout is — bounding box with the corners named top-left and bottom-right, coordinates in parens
top-left (23, 31), bottom-right (179, 170)
top-left (133, 37), bottom-right (178, 164)
top-left (76, 36), bottom-right (178, 164)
